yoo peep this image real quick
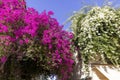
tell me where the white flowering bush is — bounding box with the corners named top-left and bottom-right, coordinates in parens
top-left (70, 6), bottom-right (120, 67)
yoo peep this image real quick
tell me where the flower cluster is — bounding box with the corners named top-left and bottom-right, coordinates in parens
top-left (0, 0), bottom-right (74, 80)
top-left (71, 6), bottom-right (120, 66)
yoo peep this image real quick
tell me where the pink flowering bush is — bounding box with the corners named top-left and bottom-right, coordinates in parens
top-left (0, 0), bottom-right (74, 80)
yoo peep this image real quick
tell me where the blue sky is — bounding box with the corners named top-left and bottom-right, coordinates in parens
top-left (25, 0), bottom-right (120, 30)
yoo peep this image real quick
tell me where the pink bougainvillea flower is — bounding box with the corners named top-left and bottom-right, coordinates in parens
top-left (0, 56), bottom-right (7, 63)
top-left (48, 11), bottom-right (54, 15)
top-left (19, 40), bottom-right (24, 45)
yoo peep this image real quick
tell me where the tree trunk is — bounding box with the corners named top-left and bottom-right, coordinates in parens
top-left (71, 46), bottom-right (82, 80)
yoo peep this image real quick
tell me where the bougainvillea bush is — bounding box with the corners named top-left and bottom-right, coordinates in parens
top-left (0, 0), bottom-right (74, 80)
top-left (70, 6), bottom-right (120, 76)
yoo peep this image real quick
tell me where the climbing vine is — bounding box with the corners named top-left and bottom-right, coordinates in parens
top-left (70, 6), bottom-right (120, 74)
top-left (0, 0), bottom-right (74, 80)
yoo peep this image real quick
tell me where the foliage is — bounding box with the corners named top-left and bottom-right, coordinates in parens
top-left (70, 6), bottom-right (120, 70)
top-left (0, 0), bottom-right (74, 80)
